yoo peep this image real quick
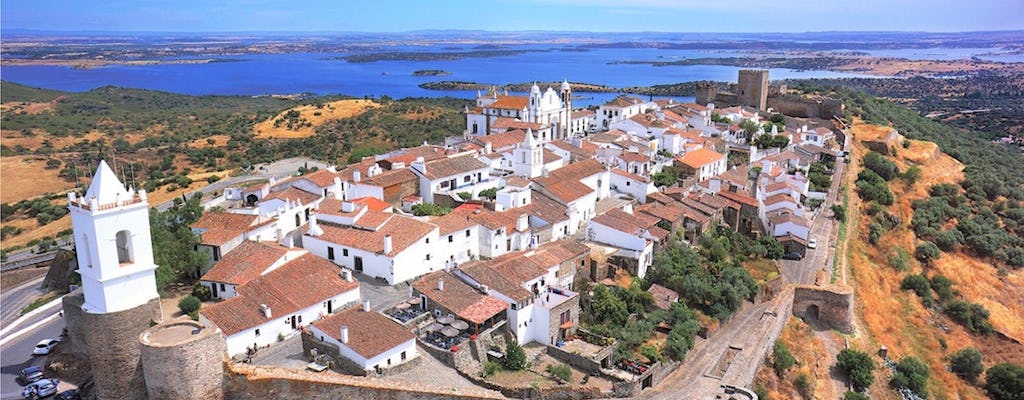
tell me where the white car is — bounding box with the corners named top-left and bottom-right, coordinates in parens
top-left (808, 238), bottom-right (818, 249)
top-left (33, 338), bottom-right (60, 355)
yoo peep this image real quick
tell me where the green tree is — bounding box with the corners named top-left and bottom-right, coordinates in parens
top-left (150, 194), bottom-right (209, 292)
top-left (192, 284), bottom-right (212, 301)
top-left (832, 204), bottom-right (847, 222)
top-left (178, 295), bottom-right (201, 320)
top-left (863, 151), bottom-right (899, 181)
top-left (900, 274), bottom-right (934, 306)
top-left (891, 356), bottom-right (930, 398)
top-left (411, 203), bottom-right (450, 216)
top-left (546, 363), bottom-right (572, 383)
top-left (794, 372), bottom-right (811, 398)
top-left (836, 348), bottom-right (875, 392)
top-left (478, 187), bottom-right (498, 200)
top-left (915, 241), bottom-right (941, 264)
top-left (984, 363), bottom-right (1024, 400)
top-left (844, 392), bottom-right (870, 400)
top-left (903, 165), bottom-right (922, 186)
top-left (651, 168), bottom-right (680, 187)
top-left (949, 348), bottom-right (984, 383)
top-left (944, 300), bottom-right (994, 335)
top-left (504, 341), bottom-right (527, 371)
top-left (772, 340), bottom-right (797, 377)
top-left (929, 274), bottom-right (955, 301)
top-left (589, 285), bottom-right (628, 326)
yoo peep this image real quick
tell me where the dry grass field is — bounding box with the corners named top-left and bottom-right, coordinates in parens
top-left (252, 99), bottom-right (379, 139)
top-left (0, 155), bottom-right (79, 202)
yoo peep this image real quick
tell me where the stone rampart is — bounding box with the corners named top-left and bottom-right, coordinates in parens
top-left (139, 319), bottom-right (226, 400)
top-left (792, 285), bottom-right (854, 333)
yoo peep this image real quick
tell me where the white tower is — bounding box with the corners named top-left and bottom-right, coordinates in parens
top-left (512, 129), bottom-right (544, 178)
top-left (560, 79), bottom-right (573, 138)
top-left (528, 82), bottom-right (542, 123)
top-left (67, 160), bottom-right (160, 314)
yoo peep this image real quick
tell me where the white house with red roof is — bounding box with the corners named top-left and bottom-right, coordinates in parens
top-left (609, 168), bottom-right (657, 203)
top-left (199, 241), bottom-right (308, 300)
top-left (308, 303), bottom-right (417, 374)
top-left (199, 253), bottom-right (361, 357)
top-left (675, 148), bottom-right (728, 182)
top-left (410, 154), bottom-right (497, 204)
top-left (586, 207), bottom-right (665, 279)
top-left (597, 95), bottom-right (655, 129)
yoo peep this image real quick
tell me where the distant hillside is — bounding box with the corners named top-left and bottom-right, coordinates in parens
top-left (0, 81), bottom-right (65, 103)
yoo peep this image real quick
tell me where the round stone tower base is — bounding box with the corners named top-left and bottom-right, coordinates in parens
top-left (140, 319), bottom-right (227, 400)
top-left (62, 290), bottom-right (162, 400)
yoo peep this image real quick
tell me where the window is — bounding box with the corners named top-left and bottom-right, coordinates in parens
top-left (343, 248), bottom-right (349, 257)
top-left (328, 247), bottom-right (335, 261)
top-left (295, 213), bottom-right (301, 227)
top-left (426, 237), bottom-right (430, 244)
top-left (425, 254), bottom-right (431, 261)
top-left (115, 230), bottom-right (134, 264)
top-left (441, 181), bottom-right (450, 188)
top-left (466, 229), bottom-right (471, 237)
top-left (448, 235), bottom-right (453, 243)
top-left (255, 329), bottom-right (261, 337)
top-left (464, 175), bottom-right (471, 183)
top-left (401, 351), bottom-right (407, 361)
top-left (220, 283), bottom-right (225, 291)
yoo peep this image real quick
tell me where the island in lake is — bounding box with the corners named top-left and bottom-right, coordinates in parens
top-left (412, 69), bottom-right (452, 76)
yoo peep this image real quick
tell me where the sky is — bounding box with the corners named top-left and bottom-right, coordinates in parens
top-left (2, 0), bottom-right (1022, 33)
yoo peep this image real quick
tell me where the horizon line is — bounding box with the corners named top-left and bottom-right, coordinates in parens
top-left (4, 28), bottom-right (1024, 36)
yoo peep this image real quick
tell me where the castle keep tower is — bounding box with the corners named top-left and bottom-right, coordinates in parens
top-left (63, 160), bottom-right (163, 400)
top-left (737, 69), bottom-right (769, 110)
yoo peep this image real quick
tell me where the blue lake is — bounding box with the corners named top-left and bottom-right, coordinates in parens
top-left (2, 48), bottom-right (879, 105)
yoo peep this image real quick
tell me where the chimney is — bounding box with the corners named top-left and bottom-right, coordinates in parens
top-left (353, 170), bottom-right (361, 182)
top-left (307, 215), bottom-right (324, 237)
top-left (342, 201), bottom-right (355, 213)
top-left (260, 304), bottom-right (272, 319)
top-left (622, 203), bottom-right (634, 215)
top-left (383, 234), bottom-right (393, 254)
top-left (516, 213), bottom-right (529, 232)
top-left (363, 300), bottom-right (371, 312)
top-left (438, 278), bottom-right (444, 291)
top-left (340, 325), bottom-right (349, 344)
top-left (412, 156), bottom-right (426, 174)
top-left (341, 269), bottom-right (352, 282)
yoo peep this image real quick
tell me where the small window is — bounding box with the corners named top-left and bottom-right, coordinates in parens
top-left (426, 238), bottom-right (430, 244)
top-left (343, 249), bottom-right (349, 257)
top-left (220, 283), bottom-right (225, 291)
top-left (255, 329), bottom-right (261, 337)
top-left (328, 247), bottom-right (335, 261)
top-left (401, 351), bottom-right (407, 361)
top-left (448, 235), bottom-right (453, 243)
top-left (425, 254), bottom-right (431, 261)
top-left (464, 175), bottom-right (471, 183)
top-left (466, 229), bottom-right (471, 237)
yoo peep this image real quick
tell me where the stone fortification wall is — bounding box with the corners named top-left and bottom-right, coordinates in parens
top-left (62, 291), bottom-right (162, 400)
top-left (737, 70), bottom-right (769, 110)
top-left (139, 320), bottom-right (226, 400)
top-left (223, 363), bottom-right (504, 400)
top-left (767, 95), bottom-right (842, 119)
top-left (793, 285), bottom-right (854, 333)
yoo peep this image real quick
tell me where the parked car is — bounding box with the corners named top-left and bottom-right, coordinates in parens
top-left (807, 238), bottom-right (818, 249)
top-left (33, 338), bottom-right (60, 355)
top-left (782, 252), bottom-right (804, 260)
top-left (55, 389), bottom-right (81, 400)
top-left (22, 378), bottom-right (59, 399)
top-left (17, 366), bottom-right (44, 385)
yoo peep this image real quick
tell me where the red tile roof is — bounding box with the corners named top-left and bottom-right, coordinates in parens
top-left (717, 190), bottom-right (758, 208)
top-left (647, 283), bottom-right (679, 311)
top-left (191, 212), bottom-right (269, 247)
top-left (263, 186), bottom-right (321, 205)
top-left (362, 168), bottom-right (418, 188)
top-left (487, 96), bottom-right (530, 110)
top-left (351, 197), bottom-right (392, 212)
top-left (534, 176), bottom-right (593, 204)
top-left (311, 305), bottom-right (414, 360)
top-left (546, 159), bottom-right (606, 182)
top-left (477, 129), bottom-right (531, 150)
top-left (603, 95), bottom-right (643, 108)
top-left (636, 202), bottom-right (684, 223)
top-left (764, 193), bottom-right (797, 206)
top-left (413, 271), bottom-right (508, 325)
top-left (677, 148), bottom-right (725, 168)
top-left (611, 168), bottom-right (650, 183)
top-left (491, 118), bottom-right (542, 131)
top-left (430, 208), bottom-right (479, 236)
top-left (315, 214), bottom-right (435, 257)
top-left (299, 170), bottom-right (341, 188)
top-left (200, 241), bottom-right (292, 285)
top-left (571, 110), bottom-right (595, 119)
top-left (618, 152), bottom-right (650, 164)
top-left (200, 254), bottom-right (359, 336)
top-left (591, 208), bottom-right (659, 235)
top-left (418, 155), bottom-right (488, 180)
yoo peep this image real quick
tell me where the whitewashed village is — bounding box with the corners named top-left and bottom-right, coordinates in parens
top-left (53, 70), bottom-right (850, 400)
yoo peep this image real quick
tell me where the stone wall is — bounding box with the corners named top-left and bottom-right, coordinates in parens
top-left (792, 285), bottom-right (854, 333)
top-left (546, 343), bottom-right (610, 374)
top-left (737, 70), bottom-right (769, 110)
top-left (62, 291), bottom-right (162, 400)
top-left (139, 320), bottom-right (226, 400)
top-left (223, 363), bottom-right (504, 400)
top-left (43, 249), bottom-right (77, 292)
top-left (767, 95), bottom-right (842, 119)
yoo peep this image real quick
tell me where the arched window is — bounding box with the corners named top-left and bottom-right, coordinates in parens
top-left (81, 234), bottom-right (92, 268)
top-left (115, 230), bottom-right (134, 264)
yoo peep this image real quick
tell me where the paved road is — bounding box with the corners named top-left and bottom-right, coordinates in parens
top-left (642, 156), bottom-right (850, 399)
top-left (0, 277), bottom-right (49, 328)
top-left (0, 317), bottom-right (66, 400)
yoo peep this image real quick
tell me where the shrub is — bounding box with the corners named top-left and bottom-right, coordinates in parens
top-left (901, 274), bottom-right (934, 306)
top-left (457, 191), bottom-right (471, 200)
top-left (949, 348), bottom-right (984, 383)
top-left (794, 373), bottom-right (811, 398)
top-left (479, 187), bottom-right (498, 200)
top-left (889, 249), bottom-right (910, 271)
top-left (844, 392), bottom-right (870, 400)
top-left (192, 284), bottom-right (212, 301)
top-left (546, 363), bottom-right (572, 383)
top-left (915, 241), bottom-right (941, 263)
top-left (504, 341), bottom-right (527, 371)
top-left (933, 229), bottom-right (964, 251)
top-left (178, 295), bottom-right (201, 320)
top-left (772, 340), bottom-right (797, 377)
top-left (929, 274), bottom-right (955, 301)
top-left (903, 165), bottom-right (922, 186)
top-left (984, 363), bottom-right (1024, 400)
top-left (891, 356), bottom-right (930, 398)
top-left (482, 360), bottom-right (501, 378)
top-left (831, 204), bottom-right (846, 222)
top-left (863, 151), bottom-right (899, 181)
top-left (944, 300), bottom-right (994, 335)
top-left (411, 203), bottom-right (450, 216)
top-left (206, 175), bottom-right (221, 183)
top-left (641, 344), bottom-right (662, 363)
top-left (836, 348), bottom-right (875, 392)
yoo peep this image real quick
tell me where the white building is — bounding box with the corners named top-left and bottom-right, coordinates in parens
top-left (466, 81), bottom-right (573, 140)
top-left (410, 155), bottom-right (496, 204)
top-left (198, 241), bottom-right (308, 300)
top-left (199, 253), bottom-right (361, 357)
top-left (67, 160), bottom-right (159, 314)
top-left (597, 96), bottom-right (655, 130)
top-left (586, 207), bottom-right (665, 279)
top-left (308, 303), bottom-right (418, 374)
top-left (676, 148), bottom-right (728, 182)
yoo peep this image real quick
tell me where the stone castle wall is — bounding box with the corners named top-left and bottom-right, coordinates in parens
top-left (792, 285), bottom-right (854, 333)
top-left (62, 291), bottom-right (162, 400)
top-left (139, 320), bottom-right (226, 400)
top-left (767, 95), bottom-right (842, 119)
top-left (737, 70), bottom-right (769, 110)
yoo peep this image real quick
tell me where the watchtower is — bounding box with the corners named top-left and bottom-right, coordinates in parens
top-left (737, 69), bottom-right (769, 110)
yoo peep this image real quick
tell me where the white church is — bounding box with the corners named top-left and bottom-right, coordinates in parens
top-left (466, 81), bottom-right (574, 141)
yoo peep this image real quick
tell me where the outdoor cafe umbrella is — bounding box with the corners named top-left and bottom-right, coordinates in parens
top-left (441, 326), bottom-right (460, 337)
top-left (437, 315), bottom-right (455, 324)
top-left (424, 322), bottom-right (443, 333)
top-left (394, 302), bottom-right (410, 310)
top-left (407, 297), bottom-right (422, 305)
top-left (450, 320), bottom-right (469, 330)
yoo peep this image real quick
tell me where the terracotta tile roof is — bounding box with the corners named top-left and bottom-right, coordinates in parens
top-left (611, 168), bottom-right (650, 183)
top-left (542, 149), bottom-right (562, 164)
top-left (200, 254), bottom-right (359, 336)
top-left (546, 159), bottom-right (606, 182)
top-left (460, 262), bottom-right (533, 301)
top-left (571, 110), bottom-right (595, 119)
top-left (587, 132), bottom-right (626, 144)
top-left (316, 199), bottom-right (366, 219)
top-left (430, 208), bottom-right (479, 236)
top-left (351, 209), bottom-right (394, 230)
top-left (679, 102), bottom-right (708, 112)
top-left (612, 139), bottom-right (651, 152)
top-left (468, 207), bottom-right (525, 232)
top-left (351, 197), bottom-right (392, 212)
top-left (677, 148), bottom-right (725, 168)
top-left (775, 232), bottom-right (808, 246)
top-left (526, 240), bottom-right (590, 267)
top-left (637, 202), bottom-right (684, 223)
top-left (628, 113), bottom-right (672, 129)
top-left (764, 181), bottom-right (792, 193)
top-left (413, 271), bottom-right (508, 325)
top-left (534, 176), bottom-right (593, 204)
top-left (191, 212), bottom-right (268, 247)
top-left (487, 95), bottom-right (529, 110)
top-left (299, 169), bottom-right (341, 188)
top-left (314, 214), bottom-right (435, 257)
top-left (646, 191), bottom-right (678, 205)
top-left (311, 305), bottom-right (414, 360)
top-left (617, 152), bottom-right (650, 164)
top-left (418, 155), bottom-right (488, 180)
top-left (717, 190), bottom-right (758, 208)
top-left (603, 95), bottom-right (643, 108)
top-left (383, 146), bottom-right (448, 166)
top-left (527, 191), bottom-right (569, 224)
top-left (362, 168), bottom-right (417, 188)
top-left (546, 140), bottom-right (595, 161)
top-left (491, 118), bottom-right (542, 131)
top-left (647, 283), bottom-right (679, 311)
top-left (503, 176), bottom-right (532, 188)
top-left (764, 193), bottom-right (798, 206)
top-left (200, 241), bottom-right (292, 285)
top-left (768, 210), bottom-right (808, 227)
top-left (680, 204), bottom-right (712, 224)
top-left (263, 186), bottom-right (321, 205)
top-left (716, 166), bottom-right (750, 187)
top-left (477, 129), bottom-right (530, 150)
top-left (680, 197), bottom-right (718, 216)
top-left (591, 208), bottom-right (659, 235)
